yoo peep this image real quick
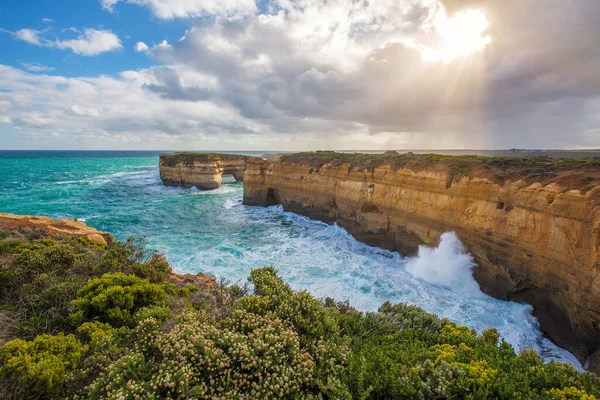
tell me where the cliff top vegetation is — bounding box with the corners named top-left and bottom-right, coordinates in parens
top-left (280, 151), bottom-right (600, 188)
top-left (1, 220), bottom-right (600, 398)
top-left (159, 152), bottom-right (250, 167)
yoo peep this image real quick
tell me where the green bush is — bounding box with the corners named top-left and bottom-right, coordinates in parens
top-left (71, 272), bottom-right (172, 327)
top-left (238, 266), bottom-right (351, 396)
top-left (91, 237), bottom-right (171, 283)
top-left (0, 333), bottom-right (87, 399)
top-left (9, 243), bottom-right (88, 288)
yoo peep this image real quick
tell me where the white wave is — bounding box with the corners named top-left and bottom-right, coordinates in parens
top-left (405, 232), bottom-right (485, 298)
top-left (224, 199), bottom-right (242, 209)
top-left (192, 184), bottom-right (241, 196)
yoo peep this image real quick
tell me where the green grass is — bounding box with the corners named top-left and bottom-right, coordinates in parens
top-left (159, 152), bottom-right (249, 167)
top-left (280, 151), bottom-right (600, 172)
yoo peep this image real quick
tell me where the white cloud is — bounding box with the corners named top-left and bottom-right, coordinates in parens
top-left (6, 27), bottom-right (121, 56)
top-left (102, 0), bottom-right (256, 18)
top-left (53, 29), bottom-right (122, 56)
top-left (67, 105), bottom-right (100, 117)
top-left (42, 18), bottom-right (55, 24)
top-left (14, 29), bottom-right (42, 45)
top-left (21, 63), bottom-right (56, 72)
top-left (134, 41), bottom-right (150, 52)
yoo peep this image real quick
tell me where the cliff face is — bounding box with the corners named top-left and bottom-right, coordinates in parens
top-left (159, 153), bottom-right (251, 190)
top-left (0, 213), bottom-right (113, 247)
top-left (243, 153), bottom-right (600, 368)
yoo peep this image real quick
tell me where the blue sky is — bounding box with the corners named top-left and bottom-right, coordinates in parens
top-left (0, 0), bottom-right (186, 77)
top-left (0, 0), bottom-right (599, 150)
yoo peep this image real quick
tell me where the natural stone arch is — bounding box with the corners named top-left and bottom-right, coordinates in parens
top-left (159, 153), bottom-right (254, 191)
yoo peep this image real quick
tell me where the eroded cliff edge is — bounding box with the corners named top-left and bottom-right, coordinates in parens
top-left (243, 151), bottom-right (600, 368)
top-left (159, 152), bottom-right (253, 190)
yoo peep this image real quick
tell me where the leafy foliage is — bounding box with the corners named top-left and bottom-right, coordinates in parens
top-left (0, 333), bottom-right (87, 399)
top-left (71, 272), bottom-right (172, 327)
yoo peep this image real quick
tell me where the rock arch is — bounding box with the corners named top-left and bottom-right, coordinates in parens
top-left (159, 153), bottom-right (254, 190)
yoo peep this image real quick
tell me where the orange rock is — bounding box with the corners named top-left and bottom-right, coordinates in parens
top-left (0, 212), bottom-right (112, 246)
top-left (159, 153), bottom-right (255, 190)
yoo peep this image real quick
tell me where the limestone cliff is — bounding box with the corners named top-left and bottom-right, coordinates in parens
top-left (159, 153), bottom-right (253, 190)
top-left (243, 151), bottom-right (600, 368)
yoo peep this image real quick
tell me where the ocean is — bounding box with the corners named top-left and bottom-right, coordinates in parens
top-left (0, 150), bottom-right (582, 368)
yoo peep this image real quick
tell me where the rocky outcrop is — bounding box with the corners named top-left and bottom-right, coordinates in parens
top-left (0, 212), bottom-right (112, 247)
top-left (159, 153), bottom-right (253, 190)
top-left (243, 152), bottom-right (600, 369)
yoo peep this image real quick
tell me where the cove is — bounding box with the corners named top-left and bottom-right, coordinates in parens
top-left (0, 151), bottom-right (582, 369)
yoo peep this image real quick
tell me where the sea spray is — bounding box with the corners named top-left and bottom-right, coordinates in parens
top-left (405, 232), bottom-right (485, 298)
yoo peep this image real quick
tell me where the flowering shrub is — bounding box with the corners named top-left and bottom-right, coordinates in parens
top-left (239, 266), bottom-right (350, 395)
top-left (86, 310), bottom-right (315, 399)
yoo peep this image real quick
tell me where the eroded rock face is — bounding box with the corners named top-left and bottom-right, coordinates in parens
top-left (0, 212), bottom-right (113, 247)
top-left (243, 155), bottom-right (600, 370)
top-left (159, 153), bottom-right (251, 190)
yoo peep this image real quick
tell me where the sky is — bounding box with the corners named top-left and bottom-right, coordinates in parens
top-left (0, 0), bottom-right (599, 151)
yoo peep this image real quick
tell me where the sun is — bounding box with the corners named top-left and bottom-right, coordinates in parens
top-left (416, 9), bottom-right (492, 63)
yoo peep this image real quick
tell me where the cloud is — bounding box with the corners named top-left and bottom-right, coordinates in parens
top-left (53, 29), bottom-right (122, 56)
top-left (21, 63), bottom-right (56, 72)
top-left (134, 41), bottom-right (149, 52)
top-left (14, 29), bottom-right (42, 45)
top-left (101, 0), bottom-right (256, 18)
top-left (5, 27), bottom-right (121, 56)
top-left (42, 18), bottom-right (55, 24)
top-left (140, 0), bottom-right (600, 148)
top-left (3, 0), bottom-right (600, 150)
top-left (67, 105), bottom-right (100, 117)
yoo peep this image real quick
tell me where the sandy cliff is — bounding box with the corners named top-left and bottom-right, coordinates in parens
top-left (159, 153), bottom-right (252, 190)
top-left (243, 152), bottom-right (600, 368)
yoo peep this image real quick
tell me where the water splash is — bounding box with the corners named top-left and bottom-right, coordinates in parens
top-left (405, 232), bottom-right (485, 298)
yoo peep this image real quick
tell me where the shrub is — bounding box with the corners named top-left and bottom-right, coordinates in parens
top-left (86, 311), bottom-right (315, 399)
top-left (0, 333), bottom-right (87, 399)
top-left (238, 267), bottom-right (350, 395)
top-left (9, 244), bottom-right (87, 287)
top-left (71, 272), bottom-right (171, 327)
top-left (17, 273), bottom-right (85, 336)
top-left (91, 237), bottom-right (171, 283)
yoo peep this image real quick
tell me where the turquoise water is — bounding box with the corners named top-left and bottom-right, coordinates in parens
top-left (0, 151), bottom-right (581, 368)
